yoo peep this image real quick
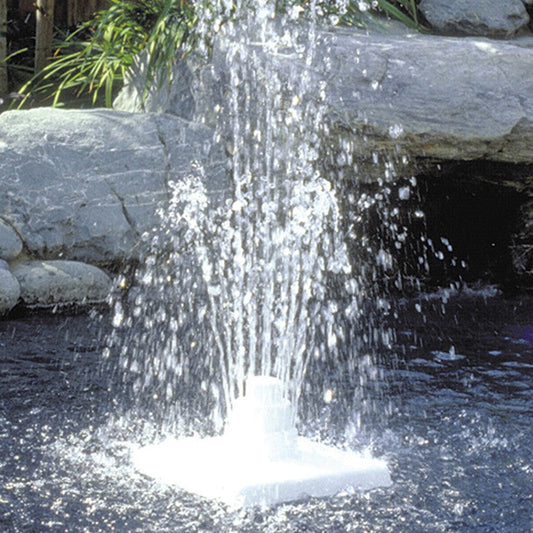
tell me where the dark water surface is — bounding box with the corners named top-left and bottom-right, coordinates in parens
top-left (1, 293), bottom-right (532, 532)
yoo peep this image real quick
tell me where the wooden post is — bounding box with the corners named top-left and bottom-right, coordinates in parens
top-left (0, 0), bottom-right (7, 94)
top-left (35, 0), bottom-right (55, 72)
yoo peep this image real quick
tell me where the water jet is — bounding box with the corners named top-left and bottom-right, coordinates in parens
top-left (122, 3), bottom-right (397, 510)
top-left (133, 376), bottom-right (391, 507)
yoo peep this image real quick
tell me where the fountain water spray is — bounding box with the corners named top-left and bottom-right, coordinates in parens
top-left (112, 1), bottom-right (396, 506)
top-left (133, 376), bottom-right (391, 507)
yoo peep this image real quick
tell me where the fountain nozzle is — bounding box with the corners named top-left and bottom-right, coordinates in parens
top-left (224, 376), bottom-right (298, 461)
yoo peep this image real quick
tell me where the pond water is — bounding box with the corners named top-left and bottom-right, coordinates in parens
top-left (1, 292), bottom-right (532, 532)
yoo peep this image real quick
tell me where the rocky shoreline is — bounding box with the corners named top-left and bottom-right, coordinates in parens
top-left (0, 108), bottom-right (228, 315)
top-left (1, 14), bottom-right (533, 316)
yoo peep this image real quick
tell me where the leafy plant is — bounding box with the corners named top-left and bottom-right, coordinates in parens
top-left (18, 0), bottom-right (422, 108)
top-left (20, 0), bottom-right (196, 107)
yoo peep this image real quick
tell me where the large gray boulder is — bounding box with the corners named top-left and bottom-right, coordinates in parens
top-left (0, 261), bottom-right (20, 315)
top-left (113, 53), bottom-right (197, 120)
top-left (0, 219), bottom-right (23, 260)
top-left (419, 0), bottom-right (530, 38)
top-left (115, 26), bottom-right (533, 166)
top-left (11, 260), bottom-right (111, 307)
top-left (0, 108), bottom-right (227, 265)
top-left (317, 29), bottom-right (533, 164)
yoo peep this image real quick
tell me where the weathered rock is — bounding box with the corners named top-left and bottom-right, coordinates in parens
top-left (0, 265), bottom-right (20, 315)
top-left (113, 52), bottom-right (197, 119)
top-left (115, 25), bottom-right (533, 168)
top-left (0, 219), bottom-right (23, 260)
top-left (318, 29), bottom-right (533, 165)
top-left (0, 108), bottom-right (227, 266)
top-left (419, 0), bottom-right (530, 38)
top-left (11, 260), bottom-right (111, 307)
top-left (113, 50), bottom-right (224, 127)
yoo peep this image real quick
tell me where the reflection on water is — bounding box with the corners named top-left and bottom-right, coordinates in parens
top-left (1, 294), bottom-right (532, 532)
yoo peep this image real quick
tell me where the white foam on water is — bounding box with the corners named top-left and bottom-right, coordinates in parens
top-left (133, 435), bottom-right (391, 508)
top-left (132, 377), bottom-right (391, 507)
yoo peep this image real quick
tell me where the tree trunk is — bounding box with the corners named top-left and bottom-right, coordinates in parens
top-left (35, 0), bottom-right (55, 72)
top-left (0, 0), bottom-right (7, 93)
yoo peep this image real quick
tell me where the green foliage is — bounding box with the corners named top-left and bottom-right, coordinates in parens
top-left (20, 0), bottom-right (196, 107)
top-left (322, 0), bottom-right (422, 30)
top-left (19, 0), bottom-right (422, 108)
top-left (376, 0), bottom-right (420, 30)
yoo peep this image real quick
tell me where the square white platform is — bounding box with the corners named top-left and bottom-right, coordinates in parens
top-left (132, 435), bottom-right (392, 507)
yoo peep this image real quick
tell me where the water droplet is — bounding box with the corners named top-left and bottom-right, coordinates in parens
top-left (388, 124), bottom-right (404, 139)
top-left (323, 389), bottom-right (334, 403)
top-left (398, 186), bottom-right (410, 200)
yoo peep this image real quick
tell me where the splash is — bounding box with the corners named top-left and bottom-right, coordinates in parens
top-left (106, 1), bottom-right (408, 440)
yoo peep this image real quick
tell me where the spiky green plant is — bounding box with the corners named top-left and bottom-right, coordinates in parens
top-left (376, 0), bottom-right (420, 29)
top-left (18, 0), bottom-right (422, 108)
top-left (20, 0), bottom-right (196, 107)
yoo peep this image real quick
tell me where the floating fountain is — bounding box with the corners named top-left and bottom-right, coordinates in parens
top-left (133, 376), bottom-right (391, 507)
top-left (112, 1), bottom-right (396, 508)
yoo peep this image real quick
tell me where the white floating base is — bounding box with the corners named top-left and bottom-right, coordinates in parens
top-left (132, 435), bottom-right (392, 507)
top-left (133, 377), bottom-right (391, 507)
